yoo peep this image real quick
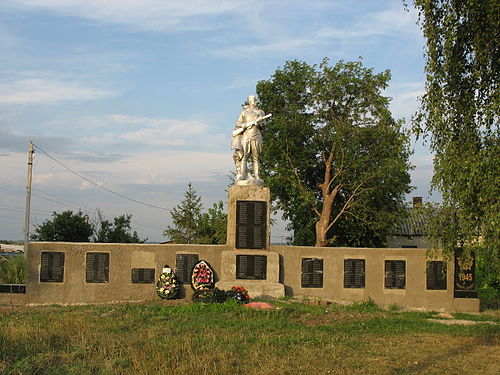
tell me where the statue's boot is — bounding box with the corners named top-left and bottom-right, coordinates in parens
top-left (241, 158), bottom-right (249, 180)
top-left (254, 158), bottom-right (260, 178)
top-left (254, 161), bottom-right (263, 182)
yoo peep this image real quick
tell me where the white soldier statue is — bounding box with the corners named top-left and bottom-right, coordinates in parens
top-left (231, 95), bottom-right (271, 185)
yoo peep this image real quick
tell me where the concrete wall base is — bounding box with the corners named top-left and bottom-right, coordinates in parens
top-left (451, 298), bottom-right (480, 313)
top-left (216, 281), bottom-right (284, 299)
top-left (0, 293), bottom-right (26, 306)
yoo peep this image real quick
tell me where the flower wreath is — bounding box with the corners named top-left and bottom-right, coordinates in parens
top-left (156, 268), bottom-right (179, 299)
top-left (191, 260), bottom-right (214, 291)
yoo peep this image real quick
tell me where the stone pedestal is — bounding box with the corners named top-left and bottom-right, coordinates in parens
top-left (218, 185), bottom-right (284, 299)
top-left (216, 250), bottom-right (284, 299)
top-left (227, 185), bottom-right (271, 250)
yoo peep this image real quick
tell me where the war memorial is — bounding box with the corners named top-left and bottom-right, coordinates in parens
top-left (0, 96), bottom-right (479, 312)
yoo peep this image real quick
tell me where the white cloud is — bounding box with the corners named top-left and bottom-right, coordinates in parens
top-left (33, 171), bottom-right (80, 187)
top-left (125, 150), bottom-right (232, 185)
top-left (215, 6), bottom-right (420, 57)
top-left (408, 151), bottom-right (438, 200)
top-left (31, 149), bottom-right (232, 188)
top-left (215, 37), bottom-right (321, 58)
top-left (74, 114), bottom-right (227, 149)
top-left (80, 180), bottom-right (104, 189)
top-left (0, 147), bottom-right (234, 241)
top-left (0, 78), bottom-right (116, 104)
top-left (79, 133), bottom-right (118, 146)
top-left (316, 8), bottom-right (419, 41)
top-left (9, 0), bottom-right (248, 31)
top-left (386, 82), bottom-right (425, 122)
top-left (121, 119), bottom-right (209, 146)
top-left (5, 1), bottom-right (421, 58)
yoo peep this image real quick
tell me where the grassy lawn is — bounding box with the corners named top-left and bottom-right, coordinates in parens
top-left (0, 299), bottom-right (498, 375)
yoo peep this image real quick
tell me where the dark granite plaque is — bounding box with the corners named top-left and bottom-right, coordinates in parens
top-left (236, 201), bottom-right (267, 249)
top-left (384, 260), bottom-right (406, 289)
top-left (454, 249), bottom-right (478, 298)
top-left (0, 284), bottom-right (26, 293)
top-left (301, 258), bottom-right (323, 288)
top-left (175, 254), bottom-right (199, 283)
top-left (344, 259), bottom-right (365, 288)
top-left (40, 252), bottom-right (65, 282)
top-left (86, 252), bottom-right (109, 283)
top-left (236, 255), bottom-right (267, 280)
top-left (426, 261), bottom-right (447, 290)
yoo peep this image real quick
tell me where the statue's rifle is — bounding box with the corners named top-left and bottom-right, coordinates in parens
top-left (232, 113), bottom-right (272, 137)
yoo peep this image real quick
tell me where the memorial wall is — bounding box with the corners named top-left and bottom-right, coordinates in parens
top-left (0, 240), bottom-right (478, 313)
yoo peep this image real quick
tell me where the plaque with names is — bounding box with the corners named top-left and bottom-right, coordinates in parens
top-left (384, 260), bottom-right (406, 289)
top-left (236, 201), bottom-right (267, 249)
top-left (86, 252), bottom-right (109, 283)
top-left (40, 252), bottom-right (65, 282)
top-left (301, 258), bottom-right (323, 288)
top-left (344, 259), bottom-right (365, 288)
top-left (236, 255), bottom-right (267, 280)
top-left (426, 261), bottom-right (447, 290)
top-left (175, 253), bottom-right (199, 283)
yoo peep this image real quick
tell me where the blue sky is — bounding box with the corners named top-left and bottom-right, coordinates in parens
top-left (0, 0), bottom-right (436, 242)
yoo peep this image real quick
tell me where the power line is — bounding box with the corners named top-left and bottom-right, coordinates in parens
top-left (0, 205), bottom-right (51, 216)
top-left (33, 189), bottom-right (166, 231)
top-left (32, 192), bottom-right (84, 211)
top-left (32, 143), bottom-right (171, 212)
top-left (32, 188), bottom-right (165, 232)
top-left (92, 208), bottom-right (166, 232)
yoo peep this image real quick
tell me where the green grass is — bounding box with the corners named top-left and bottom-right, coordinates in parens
top-left (0, 256), bottom-right (26, 284)
top-left (1, 300), bottom-right (499, 375)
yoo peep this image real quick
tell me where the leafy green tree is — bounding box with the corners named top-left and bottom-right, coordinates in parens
top-left (256, 59), bottom-right (412, 247)
top-left (197, 201), bottom-right (227, 245)
top-left (31, 210), bottom-right (93, 242)
top-left (94, 210), bottom-right (146, 243)
top-left (409, 0), bottom-right (499, 304)
top-left (164, 184), bottom-right (227, 244)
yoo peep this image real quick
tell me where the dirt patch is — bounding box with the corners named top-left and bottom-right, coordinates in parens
top-left (428, 318), bottom-right (497, 325)
top-left (292, 311), bottom-right (387, 326)
top-left (433, 312), bottom-right (454, 319)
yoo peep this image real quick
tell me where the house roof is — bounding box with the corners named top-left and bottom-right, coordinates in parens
top-left (392, 209), bottom-right (426, 236)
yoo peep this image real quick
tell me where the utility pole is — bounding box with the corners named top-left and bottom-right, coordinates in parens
top-left (24, 141), bottom-right (34, 260)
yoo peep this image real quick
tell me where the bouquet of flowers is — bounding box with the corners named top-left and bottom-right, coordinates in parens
top-left (156, 271), bottom-right (179, 299)
top-left (226, 286), bottom-right (250, 304)
top-left (191, 260), bottom-right (214, 291)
